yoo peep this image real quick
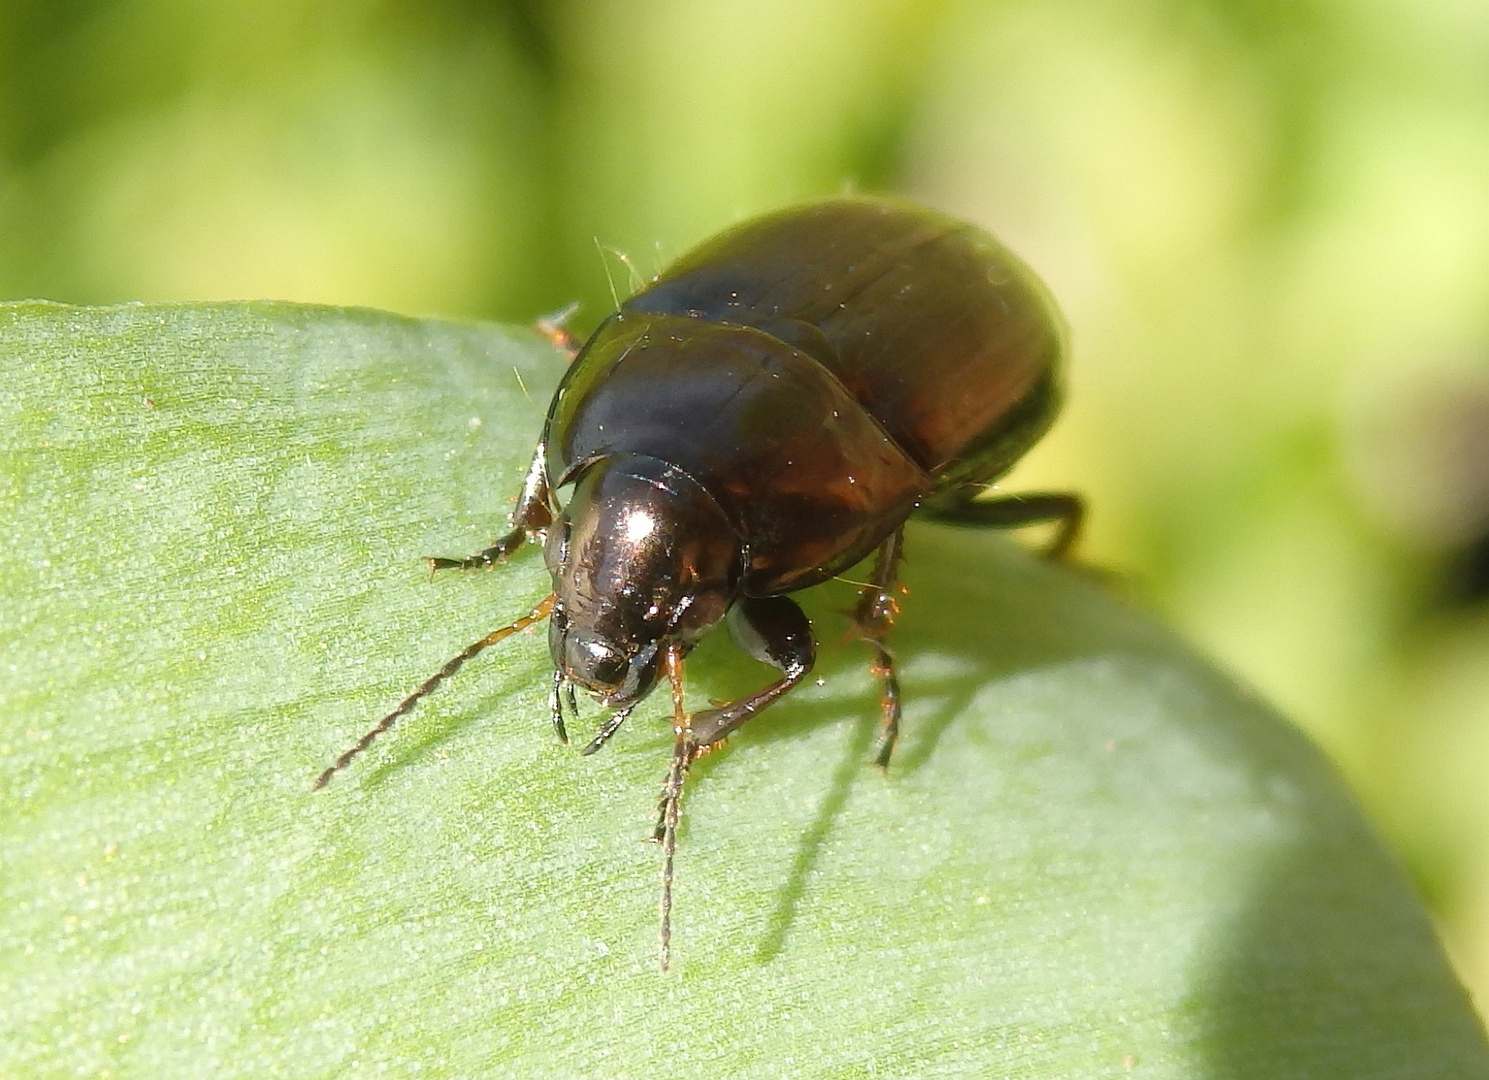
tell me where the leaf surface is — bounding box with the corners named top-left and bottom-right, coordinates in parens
top-left (2, 301), bottom-right (1484, 1078)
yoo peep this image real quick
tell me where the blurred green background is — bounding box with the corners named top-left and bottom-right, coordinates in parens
top-left (3, 0), bottom-right (1487, 1016)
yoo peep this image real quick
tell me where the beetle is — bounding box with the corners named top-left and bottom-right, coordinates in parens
top-left (315, 196), bottom-right (1083, 970)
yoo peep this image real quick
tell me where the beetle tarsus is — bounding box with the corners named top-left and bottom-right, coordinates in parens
top-left (428, 444), bottom-right (556, 575)
top-left (867, 641), bottom-right (902, 769)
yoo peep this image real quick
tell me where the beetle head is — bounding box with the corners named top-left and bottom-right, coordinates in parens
top-left (545, 454), bottom-right (742, 708)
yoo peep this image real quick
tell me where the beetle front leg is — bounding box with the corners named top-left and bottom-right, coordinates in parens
top-left (648, 597), bottom-right (814, 844)
top-left (643, 592), bottom-right (812, 844)
top-left (688, 595), bottom-right (817, 751)
top-left (427, 442), bottom-right (554, 572)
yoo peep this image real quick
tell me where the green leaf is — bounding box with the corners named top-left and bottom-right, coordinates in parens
top-left (2, 300), bottom-right (1484, 1078)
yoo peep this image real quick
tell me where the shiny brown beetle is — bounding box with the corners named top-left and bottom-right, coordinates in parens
top-left (315, 196), bottom-right (1083, 969)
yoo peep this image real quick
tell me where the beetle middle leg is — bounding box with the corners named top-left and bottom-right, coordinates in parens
top-left (852, 528), bottom-right (906, 769)
top-left (427, 443), bottom-right (554, 573)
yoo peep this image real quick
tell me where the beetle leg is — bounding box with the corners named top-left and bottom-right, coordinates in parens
top-left (645, 598), bottom-right (812, 833)
top-left (427, 443), bottom-right (555, 573)
top-left (853, 529), bottom-right (905, 768)
top-left (686, 595), bottom-right (817, 752)
top-left (920, 491), bottom-right (1085, 560)
top-left (534, 301), bottom-right (582, 359)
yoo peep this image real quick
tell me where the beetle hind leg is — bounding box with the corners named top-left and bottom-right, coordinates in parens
top-left (853, 529), bottom-right (906, 768)
top-left (919, 491), bottom-right (1085, 560)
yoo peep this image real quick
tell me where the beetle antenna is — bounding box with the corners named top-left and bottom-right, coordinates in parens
top-left (655, 643), bottom-right (693, 972)
top-left (313, 594), bottom-right (556, 790)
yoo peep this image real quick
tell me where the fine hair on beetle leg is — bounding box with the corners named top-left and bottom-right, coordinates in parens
top-left (312, 594), bottom-right (556, 790)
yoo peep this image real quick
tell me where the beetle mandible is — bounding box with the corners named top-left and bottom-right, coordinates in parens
top-left (315, 196), bottom-right (1084, 970)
